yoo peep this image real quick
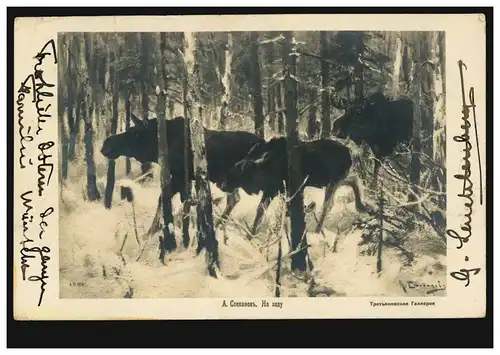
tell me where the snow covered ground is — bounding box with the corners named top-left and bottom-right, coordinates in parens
top-left (59, 159), bottom-right (446, 299)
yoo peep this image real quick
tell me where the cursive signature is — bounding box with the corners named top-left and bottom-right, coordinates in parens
top-left (17, 38), bottom-right (57, 308)
top-left (37, 141), bottom-right (54, 197)
top-left (20, 246), bottom-right (51, 307)
top-left (17, 75), bottom-right (35, 169)
top-left (450, 267), bottom-right (481, 287)
top-left (20, 190), bottom-right (34, 280)
top-left (33, 39), bottom-right (57, 135)
top-left (448, 60), bottom-right (482, 288)
top-left (39, 207), bottom-right (54, 240)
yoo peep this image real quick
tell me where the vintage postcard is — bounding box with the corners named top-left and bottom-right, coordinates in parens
top-left (13, 13), bottom-right (487, 320)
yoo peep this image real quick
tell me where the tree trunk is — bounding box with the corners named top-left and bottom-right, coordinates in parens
top-left (283, 31), bottom-right (307, 272)
top-left (83, 100), bottom-right (100, 201)
top-left (60, 34), bottom-right (70, 180)
top-left (377, 181), bottom-right (384, 274)
top-left (401, 40), bottom-right (411, 94)
top-left (266, 34), bottom-right (276, 133)
top-left (276, 81), bottom-right (285, 134)
top-left (420, 32), bottom-right (434, 159)
top-left (432, 32), bottom-right (446, 209)
top-left (409, 33), bottom-right (422, 205)
top-left (66, 36), bottom-right (77, 162)
top-left (320, 31), bottom-right (331, 138)
top-left (307, 88), bottom-right (317, 139)
top-left (392, 33), bottom-right (403, 97)
top-left (181, 33), bottom-right (192, 248)
top-left (156, 33), bottom-right (177, 258)
top-left (250, 32), bottom-right (265, 139)
top-left (220, 33), bottom-right (233, 130)
top-left (104, 46), bottom-right (118, 209)
top-left (433, 32), bottom-right (446, 167)
top-left (185, 32), bottom-right (219, 277)
top-left (354, 32), bottom-right (365, 104)
top-left (68, 90), bottom-right (81, 161)
top-left (125, 92), bottom-right (132, 175)
top-left (297, 53), bottom-right (307, 109)
top-left (60, 112), bottom-right (69, 181)
top-left (140, 33), bottom-right (152, 175)
top-left (76, 33), bottom-right (100, 202)
top-left (140, 33), bottom-right (150, 120)
top-left (89, 35), bottom-right (100, 140)
top-left (168, 98), bottom-right (175, 118)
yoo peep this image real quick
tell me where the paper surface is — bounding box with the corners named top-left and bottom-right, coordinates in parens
top-left (13, 14), bottom-right (487, 320)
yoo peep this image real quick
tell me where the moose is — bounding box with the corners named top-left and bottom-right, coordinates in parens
top-left (331, 93), bottom-right (414, 186)
top-left (221, 136), bottom-right (367, 235)
top-left (100, 114), bottom-right (266, 236)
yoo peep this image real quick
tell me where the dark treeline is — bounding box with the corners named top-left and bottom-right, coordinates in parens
top-left (58, 31), bottom-right (446, 277)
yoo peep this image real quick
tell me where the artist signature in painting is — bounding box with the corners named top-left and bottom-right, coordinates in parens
top-left (399, 279), bottom-right (446, 295)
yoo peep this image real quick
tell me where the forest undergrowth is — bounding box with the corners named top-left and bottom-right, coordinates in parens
top-left (59, 140), bottom-right (446, 299)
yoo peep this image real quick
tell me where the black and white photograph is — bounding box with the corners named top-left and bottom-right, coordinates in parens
top-left (58, 30), bottom-right (447, 299)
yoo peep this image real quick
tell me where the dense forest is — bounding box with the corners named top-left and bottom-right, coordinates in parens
top-left (58, 31), bottom-right (447, 298)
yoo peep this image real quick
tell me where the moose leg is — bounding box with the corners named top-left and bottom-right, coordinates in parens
top-left (315, 182), bottom-right (339, 234)
top-left (250, 194), bottom-right (273, 238)
top-left (215, 189), bottom-right (241, 229)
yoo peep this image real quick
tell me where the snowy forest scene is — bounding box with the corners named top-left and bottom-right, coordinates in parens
top-left (58, 30), bottom-right (447, 299)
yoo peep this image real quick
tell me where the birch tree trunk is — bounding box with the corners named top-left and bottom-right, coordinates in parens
top-left (320, 31), bottom-right (331, 138)
top-left (220, 33), bottom-right (233, 130)
top-left (155, 33), bottom-right (177, 258)
top-left (392, 33), bottom-right (403, 97)
top-left (409, 32), bottom-right (422, 206)
top-left (420, 32), bottom-right (435, 159)
top-left (432, 32), bottom-right (446, 209)
top-left (185, 32), bottom-right (219, 277)
top-left (250, 32), bottom-right (265, 139)
top-left (283, 31), bottom-right (307, 272)
top-left (401, 39), bottom-right (411, 94)
top-left (433, 32), bottom-right (446, 168)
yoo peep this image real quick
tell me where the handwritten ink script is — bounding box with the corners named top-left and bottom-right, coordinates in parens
top-left (447, 60), bottom-right (482, 288)
top-left (17, 39), bottom-right (57, 307)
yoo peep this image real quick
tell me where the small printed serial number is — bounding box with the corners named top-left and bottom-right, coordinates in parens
top-left (69, 282), bottom-right (86, 287)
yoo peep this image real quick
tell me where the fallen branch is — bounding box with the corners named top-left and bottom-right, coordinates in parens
top-left (375, 156), bottom-right (446, 197)
top-left (211, 205), bottom-right (260, 250)
top-left (135, 232), bottom-right (157, 262)
top-left (245, 242), bottom-right (312, 287)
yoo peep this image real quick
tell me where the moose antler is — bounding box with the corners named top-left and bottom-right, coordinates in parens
top-left (130, 112), bottom-right (148, 128)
